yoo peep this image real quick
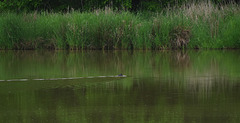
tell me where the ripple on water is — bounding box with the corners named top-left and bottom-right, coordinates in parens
top-left (2, 75), bottom-right (127, 82)
top-left (33, 79), bottom-right (45, 81)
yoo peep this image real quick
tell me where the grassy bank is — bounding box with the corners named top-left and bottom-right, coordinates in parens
top-left (0, 2), bottom-right (239, 50)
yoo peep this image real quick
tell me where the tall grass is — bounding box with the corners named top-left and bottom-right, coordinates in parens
top-left (0, 2), bottom-right (239, 50)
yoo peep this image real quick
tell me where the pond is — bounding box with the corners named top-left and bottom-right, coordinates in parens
top-left (0, 50), bottom-right (240, 123)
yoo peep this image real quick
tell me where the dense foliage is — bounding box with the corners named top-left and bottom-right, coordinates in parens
top-left (0, 2), bottom-right (239, 50)
top-left (0, 0), bottom-right (239, 12)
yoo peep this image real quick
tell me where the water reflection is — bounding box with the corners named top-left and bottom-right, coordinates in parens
top-left (0, 50), bottom-right (240, 122)
top-left (169, 51), bottom-right (190, 70)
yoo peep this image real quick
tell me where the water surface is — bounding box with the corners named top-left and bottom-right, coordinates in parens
top-left (0, 50), bottom-right (240, 123)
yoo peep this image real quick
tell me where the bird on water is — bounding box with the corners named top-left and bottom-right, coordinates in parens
top-left (118, 73), bottom-right (123, 77)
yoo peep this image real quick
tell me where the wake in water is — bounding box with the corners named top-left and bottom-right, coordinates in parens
top-left (0, 74), bottom-right (127, 82)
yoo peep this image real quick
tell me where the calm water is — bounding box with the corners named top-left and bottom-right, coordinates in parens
top-left (0, 50), bottom-right (240, 123)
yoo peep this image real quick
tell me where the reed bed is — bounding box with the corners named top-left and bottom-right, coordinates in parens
top-left (0, 2), bottom-right (239, 50)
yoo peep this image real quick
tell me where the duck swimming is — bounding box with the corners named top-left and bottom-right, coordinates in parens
top-left (118, 73), bottom-right (123, 77)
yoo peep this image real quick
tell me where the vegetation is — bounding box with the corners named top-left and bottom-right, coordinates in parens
top-left (1, 0), bottom-right (238, 12)
top-left (0, 2), bottom-right (239, 50)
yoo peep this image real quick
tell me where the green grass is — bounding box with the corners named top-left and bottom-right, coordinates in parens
top-left (0, 2), bottom-right (239, 50)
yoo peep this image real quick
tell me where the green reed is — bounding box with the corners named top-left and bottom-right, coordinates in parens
top-left (0, 2), bottom-right (239, 50)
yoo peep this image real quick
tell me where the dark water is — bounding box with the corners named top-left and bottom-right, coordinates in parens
top-left (0, 50), bottom-right (240, 123)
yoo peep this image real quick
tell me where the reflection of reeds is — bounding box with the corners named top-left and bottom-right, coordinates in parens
top-left (185, 75), bottom-right (233, 99)
top-left (169, 51), bottom-right (190, 70)
top-left (0, 2), bottom-right (239, 49)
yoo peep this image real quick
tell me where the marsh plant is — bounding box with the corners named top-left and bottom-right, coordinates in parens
top-left (0, 2), bottom-right (239, 50)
